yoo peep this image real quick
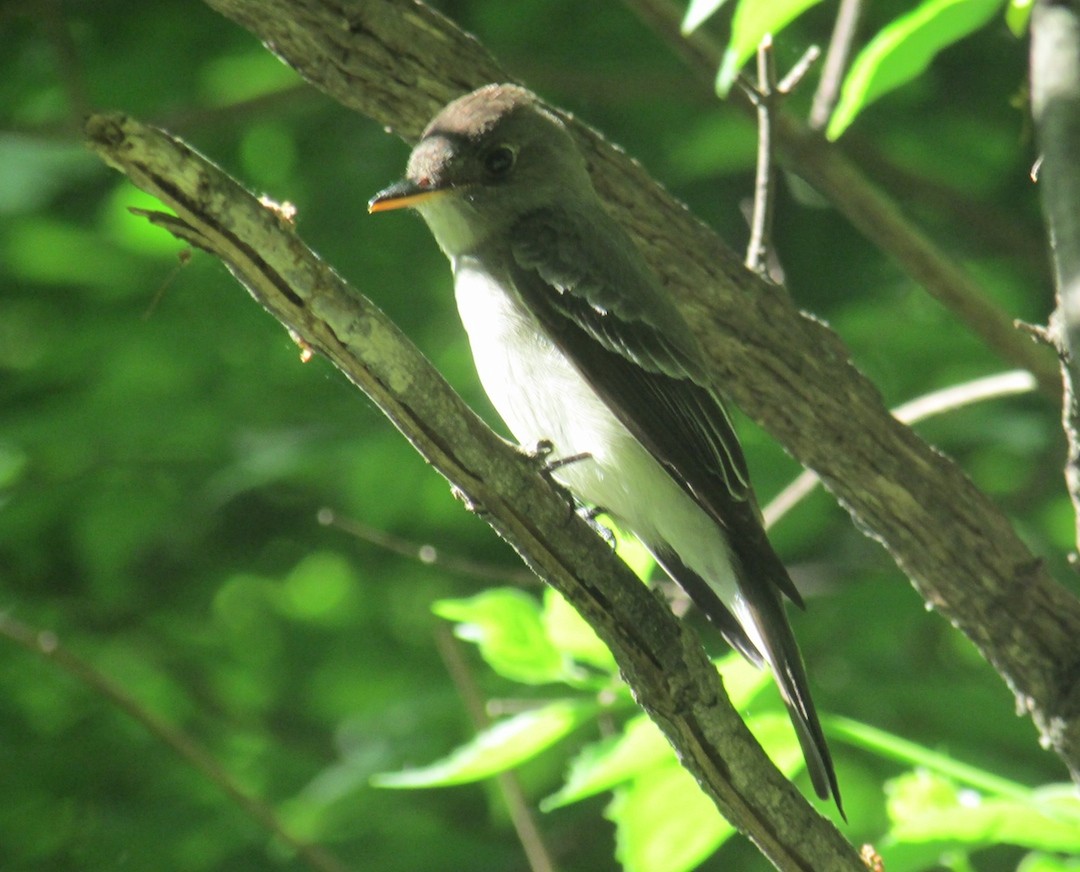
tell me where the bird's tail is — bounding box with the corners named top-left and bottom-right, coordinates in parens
top-left (742, 588), bottom-right (845, 818)
top-left (650, 543), bottom-right (844, 816)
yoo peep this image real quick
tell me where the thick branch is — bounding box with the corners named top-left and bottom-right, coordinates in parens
top-left (199, 0), bottom-right (1080, 786)
top-left (1032, 0), bottom-right (1080, 560)
top-left (84, 112), bottom-right (861, 871)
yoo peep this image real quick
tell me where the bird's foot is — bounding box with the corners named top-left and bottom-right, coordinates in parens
top-left (578, 506), bottom-right (617, 547)
top-left (530, 439), bottom-right (592, 477)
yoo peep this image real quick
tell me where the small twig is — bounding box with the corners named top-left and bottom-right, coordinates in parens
top-left (434, 626), bottom-right (561, 872)
top-left (809, 0), bottom-right (865, 131)
top-left (763, 370), bottom-right (1039, 528)
top-left (743, 39), bottom-right (819, 278)
top-left (317, 507), bottom-right (536, 586)
top-left (618, 0), bottom-right (1060, 393)
top-left (745, 36), bottom-right (780, 277)
top-left (0, 611), bottom-right (352, 872)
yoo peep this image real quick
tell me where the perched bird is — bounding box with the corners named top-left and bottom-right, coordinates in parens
top-left (369, 83), bottom-right (841, 810)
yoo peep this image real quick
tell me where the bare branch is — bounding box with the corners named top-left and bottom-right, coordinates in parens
top-left (809, 0), bottom-right (865, 131)
top-left (0, 612), bottom-right (353, 872)
top-left (764, 370), bottom-right (1039, 528)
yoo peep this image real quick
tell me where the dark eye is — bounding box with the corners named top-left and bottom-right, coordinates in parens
top-left (483, 144), bottom-right (517, 178)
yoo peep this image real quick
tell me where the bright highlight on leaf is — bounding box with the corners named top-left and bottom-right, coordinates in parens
top-left (370, 700), bottom-right (595, 788)
top-left (681, 0), bottom-right (731, 35)
top-left (885, 772), bottom-right (1080, 853)
top-left (715, 0), bottom-right (826, 95)
top-left (1005, 0), bottom-right (1033, 36)
top-left (827, 0), bottom-right (1005, 139)
top-left (433, 589), bottom-right (573, 684)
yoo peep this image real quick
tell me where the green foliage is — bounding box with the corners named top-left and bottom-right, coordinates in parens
top-left (1, 0), bottom-right (1074, 871)
top-left (827, 0), bottom-right (1007, 140)
top-left (692, 0), bottom-right (1014, 139)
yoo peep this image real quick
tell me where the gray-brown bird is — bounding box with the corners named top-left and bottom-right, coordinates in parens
top-left (370, 83), bottom-right (841, 811)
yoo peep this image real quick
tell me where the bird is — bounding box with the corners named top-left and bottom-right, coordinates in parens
top-left (369, 83), bottom-right (841, 811)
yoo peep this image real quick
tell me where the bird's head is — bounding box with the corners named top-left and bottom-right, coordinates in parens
top-left (369, 84), bottom-right (593, 256)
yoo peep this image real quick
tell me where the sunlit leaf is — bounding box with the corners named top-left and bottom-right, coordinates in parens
top-left (543, 714), bottom-right (669, 809)
top-left (886, 772), bottom-right (1080, 852)
top-left (542, 588), bottom-right (618, 673)
top-left (544, 657), bottom-right (771, 809)
top-left (371, 700), bottom-right (595, 787)
top-left (716, 0), bottom-right (827, 95)
top-left (434, 589), bottom-right (573, 684)
top-left (1005, 0), bottom-right (1033, 36)
top-left (827, 0), bottom-right (1005, 139)
top-left (610, 762), bottom-right (732, 872)
top-left (681, 0), bottom-right (731, 35)
top-left (1017, 852), bottom-right (1080, 872)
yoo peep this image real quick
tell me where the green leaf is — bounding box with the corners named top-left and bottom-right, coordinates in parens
top-left (1018, 853), bottom-right (1080, 872)
top-left (715, 649), bottom-right (772, 709)
top-left (542, 588), bottom-right (618, 673)
top-left (596, 514), bottom-right (657, 581)
top-left (371, 700), bottom-right (595, 788)
top-left (681, 0), bottom-right (732, 35)
top-left (827, 0), bottom-right (1006, 139)
top-left (433, 589), bottom-right (573, 684)
top-left (886, 773), bottom-right (1080, 852)
top-left (610, 762), bottom-right (733, 872)
top-left (1005, 0), bottom-right (1033, 37)
top-left (543, 655), bottom-right (771, 809)
top-left (716, 0), bottom-right (827, 95)
top-left (542, 714), bottom-right (669, 810)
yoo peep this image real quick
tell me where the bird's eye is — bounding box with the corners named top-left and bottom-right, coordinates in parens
top-left (483, 144), bottom-right (517, 178)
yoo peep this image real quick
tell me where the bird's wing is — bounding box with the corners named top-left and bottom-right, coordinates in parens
top-left (506, 207), bottom-right (802, 608)
top-left (506, 207), bottom-right (842, 808)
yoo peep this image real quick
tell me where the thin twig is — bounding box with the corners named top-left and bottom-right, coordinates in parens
top-left (434, 626), bottom-right (561, 872)
top-left (809, 0), bottom-right (865, 131)
top-left (0, 611), bottom-right (352, 872)
top-left (764, 370), bottom-right (1039, 528)
top-left (318, 508), bottom-right (536, 586)
top-left (743, 39), bottom-right (819, 277)
top-left (745, 36), bottom-right (779, 277)
top-left (618, 0), bottom-right (1059, 394)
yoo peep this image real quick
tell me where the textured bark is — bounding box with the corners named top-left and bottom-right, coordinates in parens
top-left (198, 0), bottom-right (1080, 786)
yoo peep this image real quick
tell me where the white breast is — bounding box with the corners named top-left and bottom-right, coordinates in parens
top-left (450, 258), bottom-right (739, 609)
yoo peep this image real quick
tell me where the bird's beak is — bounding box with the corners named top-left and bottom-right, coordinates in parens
top-left (368, 179), bottom-right (450, 213)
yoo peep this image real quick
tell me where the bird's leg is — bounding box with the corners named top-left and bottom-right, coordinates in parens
top-left (525, 439), bottom-right (597, 523)
top-left (578, 506), bottom-right (617, 547)
top-left (529, 439), bottom-right (592, 475)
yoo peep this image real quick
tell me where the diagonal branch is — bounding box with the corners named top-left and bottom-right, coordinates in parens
top-left (198, 0), bottom-right (1080, 787)
top-left (84, 111), bottom-right (862, 871)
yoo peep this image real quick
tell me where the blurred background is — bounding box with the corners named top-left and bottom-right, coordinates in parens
top-left (0, 0), bottom-right (1072, 870)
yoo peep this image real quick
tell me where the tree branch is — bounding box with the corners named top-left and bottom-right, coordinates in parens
top-left (620, 0), bottom-right (1060, 394)
top-left (84, 111), bottom-right (861, 870)
top-left (1031, 0), bottom-right (1080, 562)
top-left (196, 0), bottom-right (1080, 787)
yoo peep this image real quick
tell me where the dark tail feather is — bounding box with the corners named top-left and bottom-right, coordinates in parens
top-left (651, 543), bottom-right (844, 816)
top-left (746, 590), bottom-right (845, 818)
top-left (651, 544), bottom-right (765, 668)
